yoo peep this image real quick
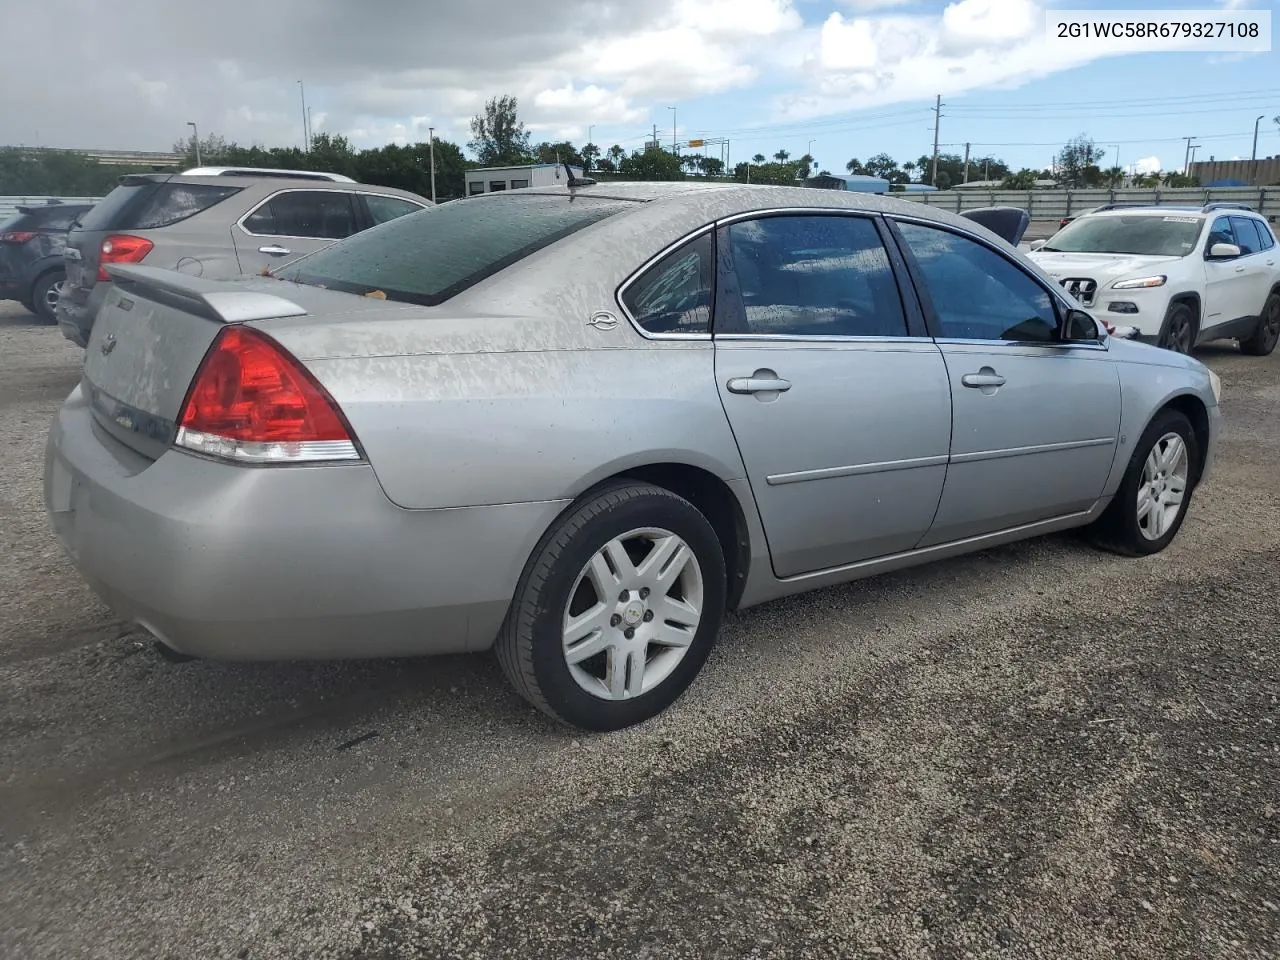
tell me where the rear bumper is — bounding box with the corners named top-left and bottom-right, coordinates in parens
top-left (44, 384), bottom-right (568, 660)
top-left (55, 280), bottom-right (110, 348)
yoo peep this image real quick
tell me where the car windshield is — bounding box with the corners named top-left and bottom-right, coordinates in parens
top-left (277, 194), bottom-right (636, 306)
top-left (1042, 214), bottom-right (1203, 256)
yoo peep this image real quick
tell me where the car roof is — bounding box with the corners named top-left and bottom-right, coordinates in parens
top-left (1084, 203), bottom-right (1264, 220)
top-left (117, 172), bottom-right (429, 203)
top-left (181, 166), bottom-right (356, 182)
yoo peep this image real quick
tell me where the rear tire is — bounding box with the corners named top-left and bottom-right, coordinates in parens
top-left (1240, 291), bottom-right (1280, 357)
top-left (30, 270), bottom-right (65, 325)
top-left (1157, 301), bottom-right (1197, 355)
top-left (496, 481), bottom-right (726, 732)
top-left (1087, 408), bottom-right (1199, 557)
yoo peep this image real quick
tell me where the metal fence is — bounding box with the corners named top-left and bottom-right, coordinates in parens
top-left (898, 186), bottom-right (1280, 221)
top-left (0, 196), bottom-right (102, 222)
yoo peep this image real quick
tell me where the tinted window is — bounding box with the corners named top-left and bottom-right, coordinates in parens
top-left (279, 194), bottom-right (634, 306)
top-left (40, 206), bottom-right (91, 231)
top-left (1230, 217), bottom-right (1263, 255)
top-left (1207, 216), bottom-right (1234, 250)
top-left (365, 194), bottom-right (423, 225)
top-left (79, 182), bottom-right (239, 231)
top-left (621, 233), bottom-right (712, 334)
top-left (244, 191), bottom-right (359, 239)
top-left (510, 179), bottom-right (530, 189)
top-left (725, 215), bottom-right (907, 337)
top-left (898, 221), bottom-right (1058, 342)
top-left (1259, 220), bottom-right (1277, 250)
top-left (1044, 214), bottom-right (1203, 257)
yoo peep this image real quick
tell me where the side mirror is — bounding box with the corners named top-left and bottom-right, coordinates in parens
top-left (1064, 309), bottom-right (1103, 341)
top-left (1029, 239), bottom-right (1047, 252)
top-left (1208, 242), bottom-right (1241, 259)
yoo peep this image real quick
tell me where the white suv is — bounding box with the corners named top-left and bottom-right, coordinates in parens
top-left (1028, 202), bottom-right (1280, 356)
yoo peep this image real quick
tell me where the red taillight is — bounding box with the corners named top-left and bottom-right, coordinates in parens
top-left (175, 326), bottom-right (360, 464)
top-left (0, 230), bottom-right (37, 244)
top-left (97, 234), bottom-right (154, 281)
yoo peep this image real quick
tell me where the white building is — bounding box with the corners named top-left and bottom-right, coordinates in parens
top-left (465, 163), bottom-right (585, 197)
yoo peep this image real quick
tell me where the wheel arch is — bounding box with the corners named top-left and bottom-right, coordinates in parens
top-left (565, 461), bottom-right (754, 612)
top-left (1153, 391), bottom-right (1211, 487)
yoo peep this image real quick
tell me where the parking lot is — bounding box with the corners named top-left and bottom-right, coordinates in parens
top-left (1, 299), bottom-right (1277, 959)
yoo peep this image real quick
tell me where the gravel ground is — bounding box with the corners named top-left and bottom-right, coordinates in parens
top-left (0, 299), bottom-right (1277, 960)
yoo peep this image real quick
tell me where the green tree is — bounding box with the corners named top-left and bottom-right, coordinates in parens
top-left (845, 157), bottom-right (866, 175)
top-left (468, 94), bottom-right (532, 166)
top-left (608, 144), bottom-right (625, 166)
top-left (1001, 168), bottom-right (1039, 190)
top-left (581, 142), bottom-right (600, 172)
top-left (734, 160), bottom-right (800, 185)
top-left (532, 140), bottom-right (583, 166)
top-left (619, 146), bottom-right (684, 180)
top-left (773, 149), bottom-right (790, 162)
top-left (796, 153), bottom-right (815, 178)
top-left (1056, 134), bottom-right (1105, 188)
top-left (702, 156), bottom-right (725, 177)
top-left (751, 153), bottom-right (766, 164)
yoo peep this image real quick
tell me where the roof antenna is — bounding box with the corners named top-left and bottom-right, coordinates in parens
top-left (564, 159), bottom-right (596, 190)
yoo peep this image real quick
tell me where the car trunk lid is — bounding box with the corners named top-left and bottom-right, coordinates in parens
top-left (82, 264), bottom-right (313, 460)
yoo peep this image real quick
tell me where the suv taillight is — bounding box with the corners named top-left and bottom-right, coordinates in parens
top-left (97, 234), bottom-right (154, 281)
top-left (175, 326), bottom-right (361, 464)
top-left (0, 230), bottom-right (37, 244)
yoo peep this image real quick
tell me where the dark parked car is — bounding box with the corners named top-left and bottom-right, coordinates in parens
top-left (0, 201), bottom-right (95, 322)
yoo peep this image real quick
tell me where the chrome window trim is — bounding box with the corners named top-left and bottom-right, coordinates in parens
top-left (235, 187), bottom-right (364, 241)
top-left (715, 334), bottom-right (937, 347)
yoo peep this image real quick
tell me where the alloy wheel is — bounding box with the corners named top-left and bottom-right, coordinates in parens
top-left (1137, 432), bottom-right (1189, 541)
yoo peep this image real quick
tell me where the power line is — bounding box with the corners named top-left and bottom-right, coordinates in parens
top-left (947, 87), bottom-right (1280, 111)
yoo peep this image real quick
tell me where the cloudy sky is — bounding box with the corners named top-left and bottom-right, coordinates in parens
top-left (1, 0), bottom-right (1276, 175)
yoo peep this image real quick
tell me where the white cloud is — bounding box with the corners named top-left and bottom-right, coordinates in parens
top-left (939, 0), bottom-right (1038, 54)
top-left (843, 0), bottom-right (915, 9)
top-left (1132, 156), bottom-right (1162, 174)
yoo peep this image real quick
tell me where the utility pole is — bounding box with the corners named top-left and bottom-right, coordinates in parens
top-left (187, 121), bottom-right (201, 166)
top-left (1183, 136), bottom-right (1198, 176)
top-left (1252, 115), bottom-right (1265, 184)
top-left (427, 126), bottom-right (437, 203)
top-left (668, 106), bottom-right (677, 153)
top-left (307, 107), bottom-right (313, 145)
top-left (963, 142), bottom-right (970, 183)
top-left (652, 124), bottom-right (658, 150)
top-left (930, 94), bottom-right (943, 186)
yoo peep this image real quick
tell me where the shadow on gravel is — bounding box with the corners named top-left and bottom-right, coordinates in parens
top-left (344, 548), bottom-right (1280, 960)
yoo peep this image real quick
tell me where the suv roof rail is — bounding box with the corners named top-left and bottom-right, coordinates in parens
top-left (180, 166), bottom-right (357, 183)
top-left (1090, 202), bottom-right (1163, 213)
top-left (1201, 201), bottom-right (1253, 212)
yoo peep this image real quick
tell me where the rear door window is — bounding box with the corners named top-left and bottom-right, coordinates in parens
top-left (278, 194), bottom-right (634, 306)
top-left (242, 191), bottom-right (360, 239)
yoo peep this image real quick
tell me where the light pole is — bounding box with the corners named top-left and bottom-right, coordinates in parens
top-left (187, 121), bottom-right (200, 166)
top-left (298, 80), bottom-right (309, 152)
top-left (587, 124), bottom-right (593, 171)
top-left (428, 126), bottom-right (437, 203)
top-left (668, 106), bottom-right (677, 153)
top-left (1252, 115), bottom-right (1265, 184)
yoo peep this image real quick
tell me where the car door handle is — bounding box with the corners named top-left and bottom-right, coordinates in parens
top-left (1234, 266), bottom-right (1246, 273)
top-left (961, 372), bottom-right (1006, 388)
top-left (726, 376), bottom-right (792, 394)
top-left (258, 244), bottom-right (292, 256)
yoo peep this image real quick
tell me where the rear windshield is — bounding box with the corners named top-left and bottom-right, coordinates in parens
top-left (1043, 215), bottom-right (1204, 257)
top-left (78, 181), bottom-right (241, 232)
top-left (277, 194), bottom-right (636, 306)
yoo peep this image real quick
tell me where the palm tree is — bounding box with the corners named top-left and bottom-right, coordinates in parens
top-left (751, 153), bottom-right (766, 164)
top-left (773, 149), bottom-right (790, 162)
top-left (1103, 165), bottom-right (1124, 187)
top-left (608, 144), bottom-right (625, 166)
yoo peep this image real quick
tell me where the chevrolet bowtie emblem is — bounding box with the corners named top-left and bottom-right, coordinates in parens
top-left (100, 333), bottom-right (117, 356)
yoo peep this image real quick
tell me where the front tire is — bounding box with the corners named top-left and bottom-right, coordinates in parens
top-left (31, 270), bottom-right (65, 325)
top-left (496, 482), bottom-right (726, 732)
top-left (1240, 291), bottom-right (1280, 357)
top-left (1087, 408), bottom-right (1199, 557)
top-left (1157, 301), bottom-right (1197, 355)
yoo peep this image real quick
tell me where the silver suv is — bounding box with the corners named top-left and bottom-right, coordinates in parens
top-left (56, 168), bottom-right (430, 346)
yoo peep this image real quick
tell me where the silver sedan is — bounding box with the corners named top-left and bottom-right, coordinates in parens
top-left (44, 182), bottom-right (1221, 731)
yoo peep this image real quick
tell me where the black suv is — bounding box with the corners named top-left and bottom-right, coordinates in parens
top-left (0, 200), bottom-right (95, 322)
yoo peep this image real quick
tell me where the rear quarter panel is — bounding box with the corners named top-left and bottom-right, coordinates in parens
top-left (263, 199), bottom-right (753, 510)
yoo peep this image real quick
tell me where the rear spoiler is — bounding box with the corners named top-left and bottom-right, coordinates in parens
top-left (960, 206), bottom-right (1030, 246)
top-left (105, 264), bottom-right (307, 324)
